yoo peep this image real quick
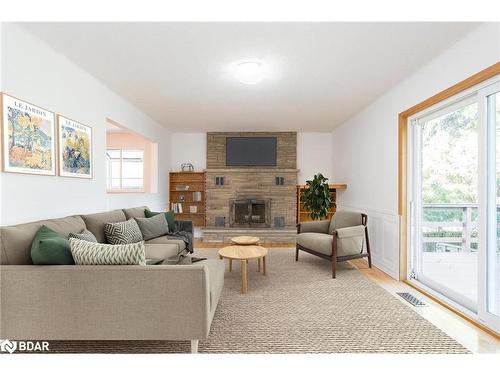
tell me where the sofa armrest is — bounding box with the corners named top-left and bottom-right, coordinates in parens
top-left (0, 264), bottom-right (211, 341)
top-left (297, 220), bottom-right (330, 234)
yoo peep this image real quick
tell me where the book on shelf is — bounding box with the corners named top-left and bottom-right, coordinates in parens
top-left (170, 202), bottom-right (183, 213)
top-left (192, 191), bottom-right (202, 202)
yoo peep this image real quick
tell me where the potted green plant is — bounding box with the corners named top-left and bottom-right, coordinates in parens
top-left (301, 173), bottom-right (333, 220)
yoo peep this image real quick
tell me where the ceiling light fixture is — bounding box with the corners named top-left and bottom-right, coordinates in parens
top-left (233, 61), bottom-right (264, 85)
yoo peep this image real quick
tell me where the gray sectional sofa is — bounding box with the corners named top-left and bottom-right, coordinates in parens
top-left (0, 206), bottom-right (224, 353)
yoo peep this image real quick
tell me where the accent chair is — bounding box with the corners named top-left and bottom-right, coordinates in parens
top-left (296, 211), bottom-right (371, 278)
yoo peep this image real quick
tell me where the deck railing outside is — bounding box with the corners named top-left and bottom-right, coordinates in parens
top-left (422, 203), bottom-right (480, 253)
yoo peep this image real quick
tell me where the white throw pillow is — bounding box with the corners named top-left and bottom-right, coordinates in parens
top-left (70, 238), bottom-right (146, 265)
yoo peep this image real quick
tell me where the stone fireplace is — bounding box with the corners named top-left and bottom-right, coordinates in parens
top-left (230, 198), bottom-right (271, 227)
top-left (202, 131), bottom-right (298, 243)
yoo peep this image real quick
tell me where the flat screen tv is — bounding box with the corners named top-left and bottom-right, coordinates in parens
top-left (226, 137), bottom-right (277, 166)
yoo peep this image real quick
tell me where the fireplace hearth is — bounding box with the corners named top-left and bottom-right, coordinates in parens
top-left (230, 198), bottom-right (271, 227)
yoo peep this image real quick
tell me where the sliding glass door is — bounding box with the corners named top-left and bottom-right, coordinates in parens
top-left (409, 77), bottom-right (500, 332)
top-left (483, 85), bottom-right (500, 329)
top-left (411, 98), bottom-right (479, 312)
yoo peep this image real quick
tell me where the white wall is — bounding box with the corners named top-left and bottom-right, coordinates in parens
top-left (170, 133), bottom-right (207, 171)
top-left (1, 23), bottom-right (171, 225)
top-left (297, 132), bottom-right (333, 183)
top-left (169, 132), bottom-right (334, 184)
top-left (331, 23), bottom-right (500, 278)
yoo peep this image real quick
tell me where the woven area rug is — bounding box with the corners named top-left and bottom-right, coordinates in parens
top-left (48, 248), bottom-right (469, 354)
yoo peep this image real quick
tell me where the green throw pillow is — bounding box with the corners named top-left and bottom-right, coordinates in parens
top-left (145, 209), bottom-right (175, 232)
top-left (31, 225), bottom-right (75, 265)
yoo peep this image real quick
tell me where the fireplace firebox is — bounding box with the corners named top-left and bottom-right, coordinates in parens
top-left (230, 198), bottom-right (271, 227)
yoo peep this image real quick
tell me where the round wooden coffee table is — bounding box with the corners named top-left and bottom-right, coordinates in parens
top-left (230, 236), bottom-right (260, 245)
top-left (218, 245), bottom-right (268, 294)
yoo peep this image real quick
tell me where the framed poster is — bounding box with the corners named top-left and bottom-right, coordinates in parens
top-left (1, 93), bottom-right (56, 175)
top-left (57, 115), bottom-right (93, 178)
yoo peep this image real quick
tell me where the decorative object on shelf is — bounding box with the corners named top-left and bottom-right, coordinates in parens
top-left (57, 115), bottom-right (92, 178)
top-left (193, 191), bottom-right (202, 201)
top-left (1, 93), bottom-right (56, 175)
top-left (297, 182), bottom-right (346, 223)
top-left (189, 205), bottom-right (198, 214)
top-left (301, 174), bottom-right (333, 220)
top-left (181, 163), bottom-right (194, 172)
top-left (179, 195), bottom-right (185, 202)
top-left (175, 185), bottom-right (190, 191)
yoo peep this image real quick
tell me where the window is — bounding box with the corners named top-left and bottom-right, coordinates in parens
top-left (106, 149), bottom-right (144, 191)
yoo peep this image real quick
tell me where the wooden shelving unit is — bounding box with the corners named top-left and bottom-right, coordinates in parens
top-left (296, 184), bottom-right (347, 223)
top-left (169, 171), bottom-right (206, 227)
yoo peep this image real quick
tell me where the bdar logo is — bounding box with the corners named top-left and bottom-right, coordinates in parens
top-left (0, 339), bottom-right (17, 354)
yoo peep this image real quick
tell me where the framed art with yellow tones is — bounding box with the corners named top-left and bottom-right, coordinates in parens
top-left (57, 115), bottom-right (92, 178)
top-left (1, 93), bottom-right (56, 176)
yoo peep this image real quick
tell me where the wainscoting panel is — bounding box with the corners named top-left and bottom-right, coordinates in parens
top-left (340, 205), bottom-right (400, 279)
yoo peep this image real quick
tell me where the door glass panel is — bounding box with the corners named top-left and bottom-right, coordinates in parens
top-left (420, 101), bottom-right (479, 311)
top-left (489, 91), bottom-right (500, 317)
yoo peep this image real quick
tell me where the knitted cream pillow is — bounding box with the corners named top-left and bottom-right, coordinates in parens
top-left (69, 238), bottom-right (146, 265)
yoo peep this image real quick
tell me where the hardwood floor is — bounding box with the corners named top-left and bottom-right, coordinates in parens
top-left (349, 258), bottom-right (500, 353)
top-left (194, 241), bottom-right (500, 353)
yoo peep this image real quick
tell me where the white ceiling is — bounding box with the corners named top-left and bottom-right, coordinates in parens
top-left (20, 22), bottom-right (480, 132)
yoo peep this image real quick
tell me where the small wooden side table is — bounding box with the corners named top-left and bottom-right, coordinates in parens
top-left (218, 245), bottom-right (268, 294)
top-left (230, 236), bottom-right (260, 245)
top-left (229, 236), bottom-right (262, 271)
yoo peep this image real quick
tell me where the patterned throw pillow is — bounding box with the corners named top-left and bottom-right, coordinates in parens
top-left (104, 219), bottom-right (143, 244)
top-left (69, 229), bottom-right (98, 243)
top-left (69, 238), bottom-right (146, 265)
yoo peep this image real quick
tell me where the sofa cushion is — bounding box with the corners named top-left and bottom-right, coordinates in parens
top-left (134, 214), bottom-right (168, 241)
top-left (31, 226), bottom-right (74, 265)
top-left (123, 206), bottom-right (148, 220)
top-left (145, 209), bottom-right (175, 233)
top-left (70, 238), bottom-right (146, 265)
top-left (104, 219), bottom-right (143, 245)
top-left (69, 229), bottom-right (98, 243)
top-left (296, 232), bottom-right (333, 256)
top-left (145, 236), bottom-right (186, 252)
top-left (1, 215), bottom-right (86, 265)
top-left (81, 209), bottom-right (127, 243)
top-left (144, 243), bottom-right (180, 261)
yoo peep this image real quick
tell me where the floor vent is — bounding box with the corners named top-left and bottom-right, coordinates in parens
top-left (396, 292), bottom-right (426, 306)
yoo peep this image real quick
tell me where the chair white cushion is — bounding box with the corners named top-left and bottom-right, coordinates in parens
top-left (296, 233), bottom-right (333, 256)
